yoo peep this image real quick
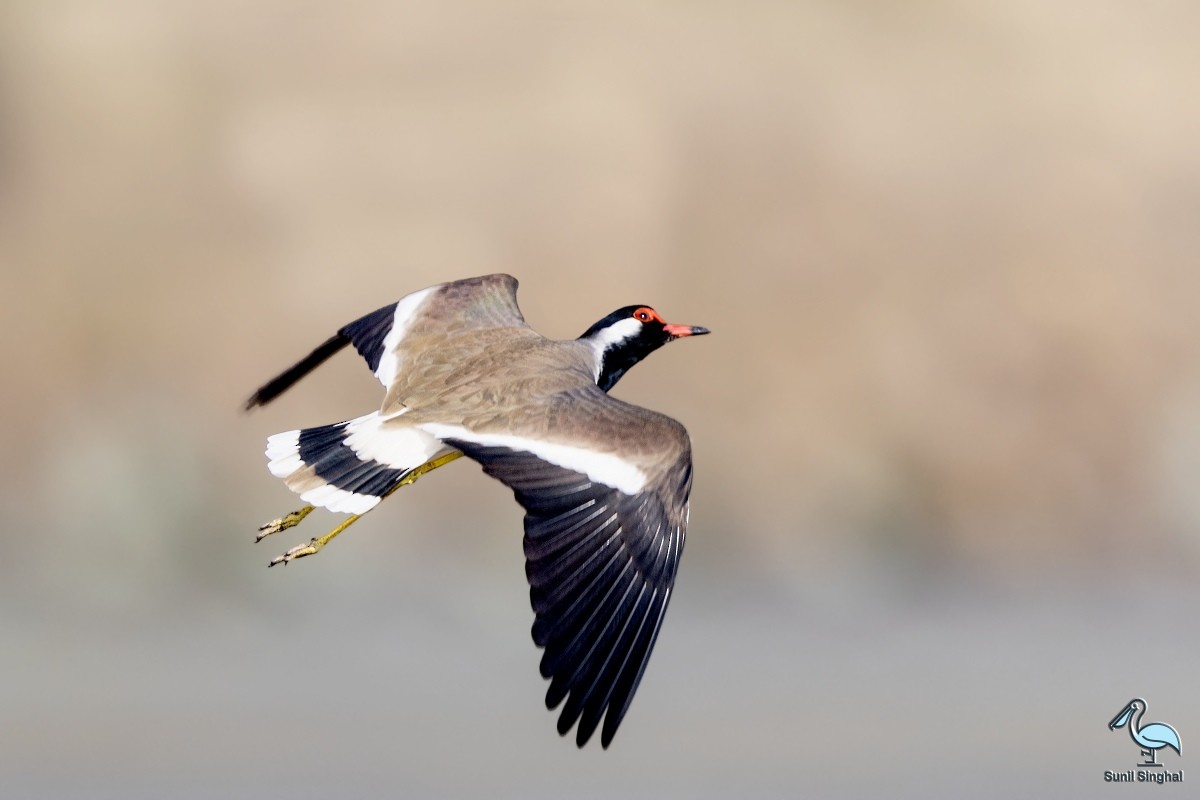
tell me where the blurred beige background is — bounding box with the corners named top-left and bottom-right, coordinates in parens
top-left (1, 1), bottom-right (1197, 797)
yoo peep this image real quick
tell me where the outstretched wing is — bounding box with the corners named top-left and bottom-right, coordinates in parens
top-left (341, 273), bottom-right (529, 388)
top-left (246, 274), bottom-right (528, 409)
top-left (422, 393), bottom-right (692, 748)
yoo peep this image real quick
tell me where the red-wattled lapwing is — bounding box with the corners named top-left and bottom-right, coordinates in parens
top-left (247, 274), bottom-right (708, 748)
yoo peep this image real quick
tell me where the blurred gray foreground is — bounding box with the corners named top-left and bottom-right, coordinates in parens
top-left (3, 547), bottom-right (1194, 798)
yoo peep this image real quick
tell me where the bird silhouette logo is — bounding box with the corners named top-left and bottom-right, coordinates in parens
top-left (1108, 698), bottom-right (1182, 767)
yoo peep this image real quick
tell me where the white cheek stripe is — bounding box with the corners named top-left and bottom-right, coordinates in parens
top-left (418, 422), bottom-right (647, 495)
top-left (375, 285), bottom-right (437, 385)
top-left (588, 316), bottom-right (643, 380)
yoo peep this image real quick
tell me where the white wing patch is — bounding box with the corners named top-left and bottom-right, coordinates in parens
top-left (374, 285), bottom-right (437, 385)
top-left (343, 412), bottom-right (449, 468)
top-left (418, 422), bottom-right (648, 495)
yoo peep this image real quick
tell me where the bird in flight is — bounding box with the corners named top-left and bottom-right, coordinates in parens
top-left (247, 274), bottom-right (708, 748)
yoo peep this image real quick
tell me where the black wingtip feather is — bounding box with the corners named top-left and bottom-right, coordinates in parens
top-left (444, 437), bottom-right (688, 749)
top-left (338, 301), bottom-right (399, 374)
top-left (244, 333), bottom-right (350, 410)
top-left (601, 588), bottom-right (672, 746)
top-left (561, 581), bottom-right (647, 746)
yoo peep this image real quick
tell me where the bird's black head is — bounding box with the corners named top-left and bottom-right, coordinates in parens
top-left (578, 304), bottom-right (710, 392)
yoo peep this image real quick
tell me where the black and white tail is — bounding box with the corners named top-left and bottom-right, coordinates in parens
top-left (265, 412), bottom-right (450, 514)
top-left (247, 286), bottom-right (450, 513)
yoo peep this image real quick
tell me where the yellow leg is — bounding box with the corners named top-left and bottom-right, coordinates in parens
top-left (268, 512), bottom-right (362, 566)
top-left (383, 450), bottom-right (464, 495)
top-left (264, 450), bottom-right (464, 567)
top-left (256, 505), bottom-right (314, 542)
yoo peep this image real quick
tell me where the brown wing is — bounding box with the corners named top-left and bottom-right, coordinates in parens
top-left (353, 274), bottom-right (530, 386)
top-left (245, 274), bottom-right (529, 409)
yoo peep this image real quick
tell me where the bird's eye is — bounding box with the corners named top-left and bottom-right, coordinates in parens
top-left (634, 308), bottom-right (652, 322)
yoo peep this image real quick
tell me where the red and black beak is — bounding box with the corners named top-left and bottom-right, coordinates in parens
top-left (663, 323), bottom-right (711, 339)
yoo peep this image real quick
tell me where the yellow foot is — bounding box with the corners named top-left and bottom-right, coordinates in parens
top-left (260, 451), bottom-right (464, 568)
top-left (256, 505), bottom-right (314, 542)
top-left (266, 512), bottom-right (361, 567)
top-left (268, 537), bottom-right (324, 566)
